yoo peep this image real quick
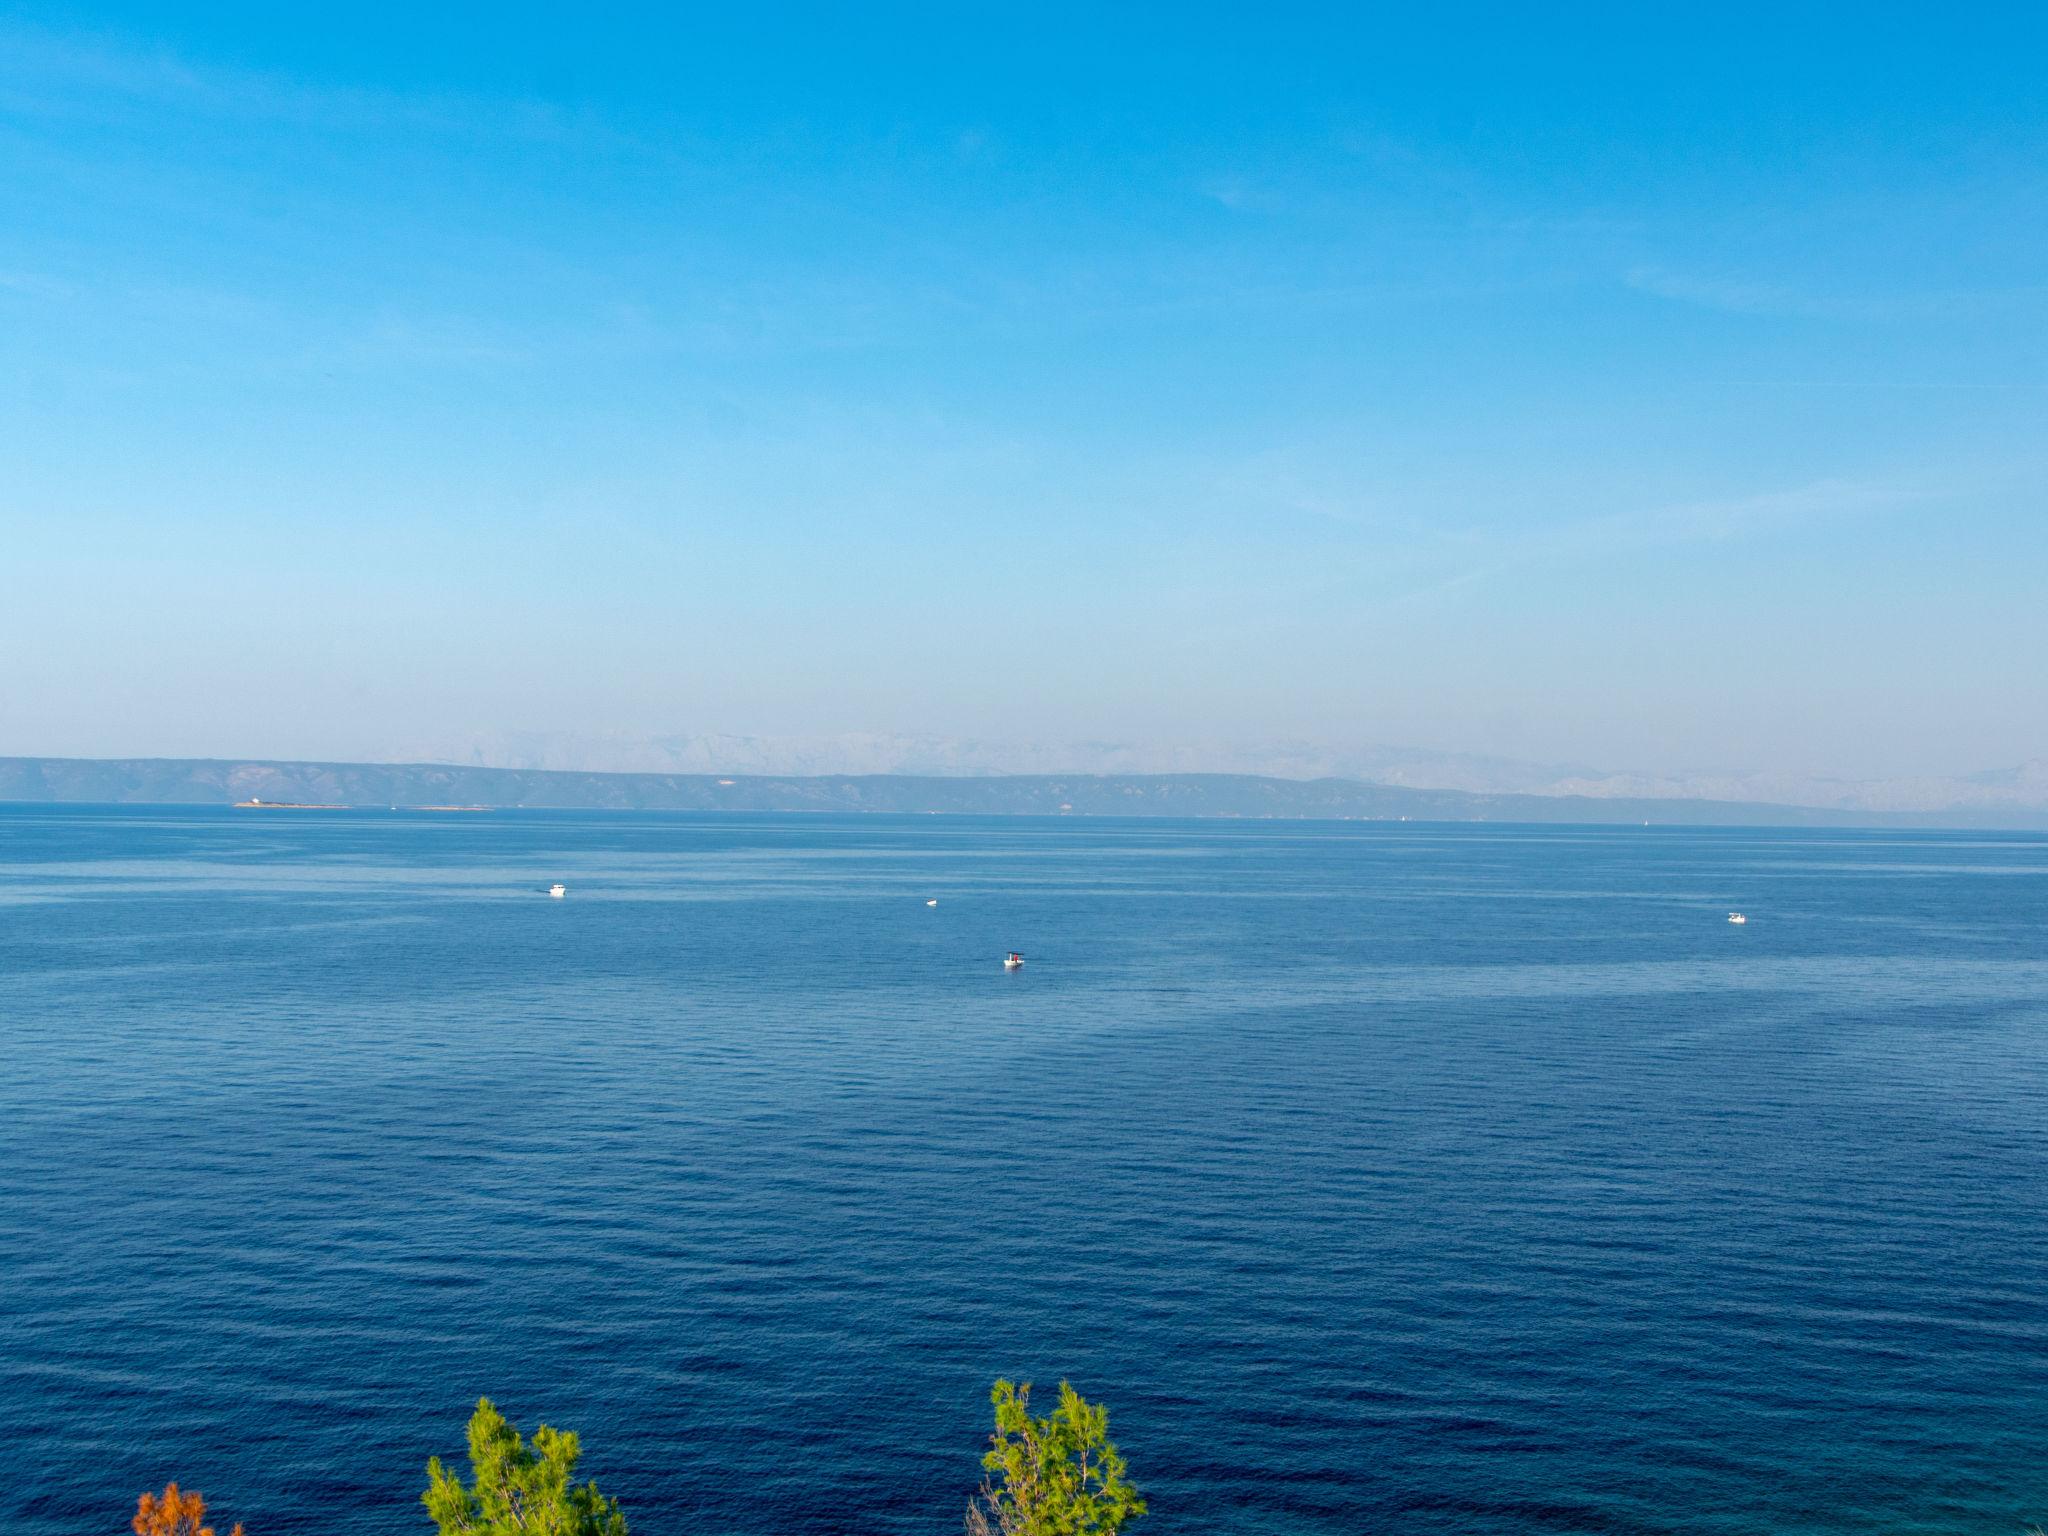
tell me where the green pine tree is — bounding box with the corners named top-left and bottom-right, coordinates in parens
top-left (967, 1380), bottom-right (1145, 1536)
top-left (423, 1397), bottom-right (628, 1536)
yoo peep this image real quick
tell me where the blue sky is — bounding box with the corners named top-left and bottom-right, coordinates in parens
top-left (3, 3), bottom-right (2044, 776)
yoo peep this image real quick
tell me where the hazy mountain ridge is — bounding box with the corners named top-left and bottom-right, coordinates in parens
top-left (6, 756), bottom-right (2046, 830)
top-left (1542, 761), bottom-right (2048, 814)
top-left (400, 732), bottom-right (2048, 816)
top-left (397, 729), bottom-right (1573, 787)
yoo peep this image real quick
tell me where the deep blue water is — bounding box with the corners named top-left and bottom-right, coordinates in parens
top-left (3, 807), bottom-right (2046, 1535)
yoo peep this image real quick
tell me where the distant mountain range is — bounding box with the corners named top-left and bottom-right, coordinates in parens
top-left (376, 729), bottom-right (2048, 823)
top-left (390, 731), bottom-right (2048, 820)
top-left (5, 755), bottom-right (2046, 830)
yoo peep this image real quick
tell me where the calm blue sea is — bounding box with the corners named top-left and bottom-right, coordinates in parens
top-left (3, 806), bottom-right (2046, 1535)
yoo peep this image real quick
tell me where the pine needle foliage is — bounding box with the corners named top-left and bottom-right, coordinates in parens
top-left (132, 1481), bottom-right (244, 1536)
top-left (966, 1380), bottom-right (1145, 1536)
top-left (423, 1397), bottom-right (628, 1536)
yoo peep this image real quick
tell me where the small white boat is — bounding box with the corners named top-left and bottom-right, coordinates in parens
top-left (549, 883), bottom-right (567, 899)
top-left (926, 899), bottom-right (938, 907)
top-left (1003, 952), bottom-right (1024, 970)
top-left (1727, 911), bottom-right (1747, 924)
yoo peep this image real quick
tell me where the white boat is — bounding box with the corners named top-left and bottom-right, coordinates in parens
top-left (549, 883), bottom-right (567, 899)
top-left (926, 899), bottom-right (938, 907)
top-left (1003, 952), bottom-right (1024, 970)
top-left (1727, 911), bottom-right (1747, 924)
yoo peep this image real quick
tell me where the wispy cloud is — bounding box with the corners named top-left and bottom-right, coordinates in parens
top-left (1625, 264), bottom-right (1801, 315)
top-left (1428, 473), bottom-right (1949, 601)
top-left (1161, 463), bottom-right (1964, 646)
top-left (1200, 176), bottom-right (1264, 211)
top-left (1729, 377), bottom-right (2048, 391)
top-left (1624, 261), bottom-right (2047, 325)
top-left (952, 127), bottom-right (994, 166)
top-left (0, 267), bottom-right (76, 299)
top-left (0, 20), bottom-right (613, 147)
top-left (1578, 474), bottom-right (1928, 547)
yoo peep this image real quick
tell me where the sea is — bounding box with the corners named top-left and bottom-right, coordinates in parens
top-left (2, 805), bottom-right (2045, 1536)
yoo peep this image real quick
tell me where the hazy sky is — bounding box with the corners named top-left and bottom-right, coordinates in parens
top-left (3, 3), bottom-right (2044, 777)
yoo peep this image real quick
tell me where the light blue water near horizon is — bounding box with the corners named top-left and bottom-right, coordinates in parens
top-left (2, 806), bottom-right (2046, 1535)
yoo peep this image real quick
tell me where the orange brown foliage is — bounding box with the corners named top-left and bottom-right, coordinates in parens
top-left (132, 1482), bottom-right (245, 1536)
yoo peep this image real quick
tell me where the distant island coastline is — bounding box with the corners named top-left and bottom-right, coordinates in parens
top-left (7, 755), bottom-right (2046, 830)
